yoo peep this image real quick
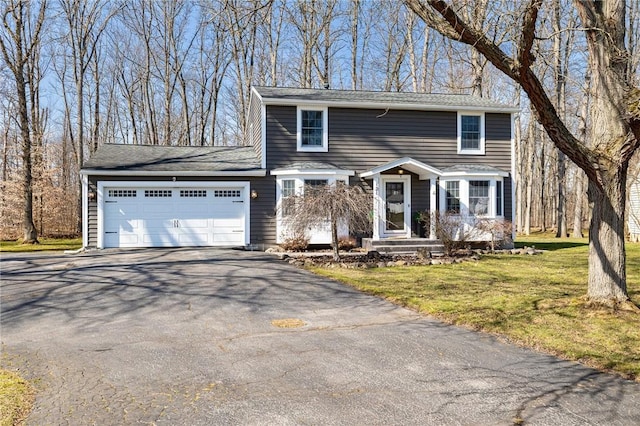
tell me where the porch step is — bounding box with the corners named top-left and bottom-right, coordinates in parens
top-left (362, 238), bottom-right (444, 255)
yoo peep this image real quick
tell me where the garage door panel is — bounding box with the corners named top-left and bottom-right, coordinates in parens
top-left (178, 218), bottom-right (209, 228)
top-left (102, 184), bottom-right (247, 248)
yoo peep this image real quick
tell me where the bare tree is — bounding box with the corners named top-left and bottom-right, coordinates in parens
top-left (0, 0), bottom-right (48, 243)
top-left (405, 0), bottom-right (640, 306)
top-left (283, 182), bottom-right (372, 261)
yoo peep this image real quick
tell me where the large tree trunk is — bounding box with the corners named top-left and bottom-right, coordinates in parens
top-left (587, 176), bottom-right (628, 303)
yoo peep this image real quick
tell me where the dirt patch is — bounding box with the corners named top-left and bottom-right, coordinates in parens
top-left (271, 318), bottom-right (306, 328)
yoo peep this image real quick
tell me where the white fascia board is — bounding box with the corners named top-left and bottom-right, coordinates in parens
top-left (260, 98), bottom-right (520, 113)
top-left (270, 168), bottom-right (355, 176)
top-left (440, 170), bottom-right (510, 178)
top-left (80, 169), bottom-right (267, 177)
top-left (81, 174), bottom-right (88, 248)
top-left (360, 157), bottom-right (442, 179)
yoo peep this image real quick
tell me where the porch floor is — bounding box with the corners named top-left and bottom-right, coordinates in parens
top-left (362, 238), bottom-right (444, 255)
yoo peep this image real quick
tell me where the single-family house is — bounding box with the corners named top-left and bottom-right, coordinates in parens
top-left (81, 86), bottom-right (517, 249)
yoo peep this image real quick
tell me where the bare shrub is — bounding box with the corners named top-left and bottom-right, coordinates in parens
top-left (280, 235), bottom-right (310, 252)
top-left (477, 219), bottom-right (514, 250)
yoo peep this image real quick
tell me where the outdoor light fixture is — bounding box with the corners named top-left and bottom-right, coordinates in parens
top-left (251, 189), bottom-right (258, 199)
top-left (398, 169), bottom-right (404, 175)
top-left (88, 191), bottom-right (96, 201)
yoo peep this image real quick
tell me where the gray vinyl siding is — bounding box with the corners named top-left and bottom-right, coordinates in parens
top-left (265, 106), bottom-right (512, 172)
top-left (85, 175), bottom-right (275, 248)
top-left (265, 105), bottom-right (514, 225)
top-left (248, 92), bottom-right (263, 158)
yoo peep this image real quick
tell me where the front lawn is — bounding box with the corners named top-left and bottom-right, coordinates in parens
top-left (0, 370), bottom-right (34, 426)
top-left (310, 234), bottom-right (640, 380)
top-left (0, 238), bottom-right (82, 253)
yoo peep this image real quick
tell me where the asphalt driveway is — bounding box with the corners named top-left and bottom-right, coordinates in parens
top-left (1, 248), bottom-right (639, 425)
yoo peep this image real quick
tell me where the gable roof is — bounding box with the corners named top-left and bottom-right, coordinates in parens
top-left (81, 144), bottom-right (265, 176)
top-left (252, 86), bottom-right (518, 112)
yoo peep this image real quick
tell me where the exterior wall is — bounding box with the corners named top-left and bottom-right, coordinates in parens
top-left (265, 106), bottom-right (512, 172)
top-left (248, 92), bottom-right (263, 160)
top-left (264, 105), bottom-right (514, 226)
top-left (86, 175), bottom-right (276, 248)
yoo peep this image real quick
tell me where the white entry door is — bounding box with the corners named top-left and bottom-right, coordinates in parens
top-left (381, 176), bottom-right (411, 238)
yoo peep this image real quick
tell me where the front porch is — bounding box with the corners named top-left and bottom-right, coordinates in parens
top-left (362, 237), bottom-right (444, 256)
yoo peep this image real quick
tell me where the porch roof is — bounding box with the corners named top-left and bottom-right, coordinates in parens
top-left (359, 157), bottom-right (442, 180)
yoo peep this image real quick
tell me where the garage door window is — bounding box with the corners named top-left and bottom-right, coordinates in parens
top-left (145, 190), bottom-right (172, 197)
top-left (214, 189), bottom-right (241, 197)
top-left (108, 189), bottom-right (137, 197)
top-left (180, 189), bottom-right (207, 197)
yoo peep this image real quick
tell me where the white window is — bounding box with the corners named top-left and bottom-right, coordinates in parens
top-left (275, 174), bottom-right (349, 244)
top-left (281, 179), bottom-right (296, 217)
top-left (439, 178), bottom-right (503, 218)
top-left (469, 180), bottom-right (489, 216)
top-left (445, 181), bottom-right (460, 213)
top-left (457, 112), bottom-right (485, 155)
top-left (297, 106), bottom-right (328, 152)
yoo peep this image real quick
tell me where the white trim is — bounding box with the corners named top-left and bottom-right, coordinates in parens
top-left (457, 112), bottom-right (485, 155)
top-left (297, 105), bottom-right (329, 152)
top-left (380, 175), bottom-right (412, 239)
top-left (275, 174), bottom-right (349, 244)
top-left (510, 112), bottom-right (517, 242)
top-left (259, 97), bottom-right (520, 113)
top-left (82, 174), bottom-right (89, 248)
top-left (439, 177), bottom-right (504, 218)
top-left (96, 181), bottom-right (250, 249)
top-left (360, 157), bottom-right (442, 179)
top-left (440, 169), bottom-right (509, 178)
top-left (261, 103), bottom-right (267, 169)
top-left (271, 168), bottom-right (354, 176)
top-left (81, 169), bottom-right (266, 177)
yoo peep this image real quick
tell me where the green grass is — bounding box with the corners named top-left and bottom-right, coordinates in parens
top-left (311, 233), bottom-right (640, 380)
top-left (0, 370), bottom-right (34, 426)
top-left (0, 238), bottom-right (82, 253)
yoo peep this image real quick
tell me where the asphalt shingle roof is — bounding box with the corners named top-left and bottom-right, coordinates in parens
top-left (253, 86), bottom-right (516, 111)
top-left (83, 144), bottom-right (261, 172)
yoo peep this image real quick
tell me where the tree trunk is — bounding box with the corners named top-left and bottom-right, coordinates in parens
top-left (587, 177), bottom-right (628, 303)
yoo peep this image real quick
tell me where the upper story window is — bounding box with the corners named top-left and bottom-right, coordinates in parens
top-left (458, 112), bottom-right (485, 155)
top-left (297, 106), bottom-right (328, 152)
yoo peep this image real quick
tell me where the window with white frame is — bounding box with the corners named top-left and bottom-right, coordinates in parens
top-left (281, 179), bottom-right (296, 217)
top-left (469, 180), bottom-right (489, 215)
top-left (440, 178), bottom-right (504, 218)
top-left (275, 174), bottom-right (349, 244)
top-left (458, 112), bottom-right (485, 154)
top-left (445, 181), bottom-right (460, 213)
top-left (297, 107), bottom-right (328, 152)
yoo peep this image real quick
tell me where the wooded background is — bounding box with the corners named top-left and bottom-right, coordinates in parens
top-left (1, 0), bottom-right (639, 240)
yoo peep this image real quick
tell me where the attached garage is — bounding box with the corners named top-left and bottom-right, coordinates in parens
top-left (81, 144), bottom-right (267, 249)
top-left (99, 182), bottom-right (249, 248)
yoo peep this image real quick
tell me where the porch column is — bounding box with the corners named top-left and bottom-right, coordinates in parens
top-left (372, 176), bottom-right (380, 240)
top-left (429, 178), bottom-right (437, 239)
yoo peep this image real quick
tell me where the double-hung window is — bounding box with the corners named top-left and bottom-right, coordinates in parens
top-left (469, 181), bottom-right (490, 216)
top-left (445, 181), bottom-right (460, 213)
top-left (440, 178), bottom-right (504, 217)
top-left (281, 179), bottom-right (296, 217)
top-left (458, 112), bottom-right (485, 154)
top-left (297, 106), bottom-right (328, 152)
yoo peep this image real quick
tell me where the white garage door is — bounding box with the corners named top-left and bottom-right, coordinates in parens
top-left (102, 186), bottom-right (247, 248)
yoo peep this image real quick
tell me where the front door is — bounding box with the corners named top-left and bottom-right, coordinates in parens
top-left (381, 176), bottom-right (411, 238)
